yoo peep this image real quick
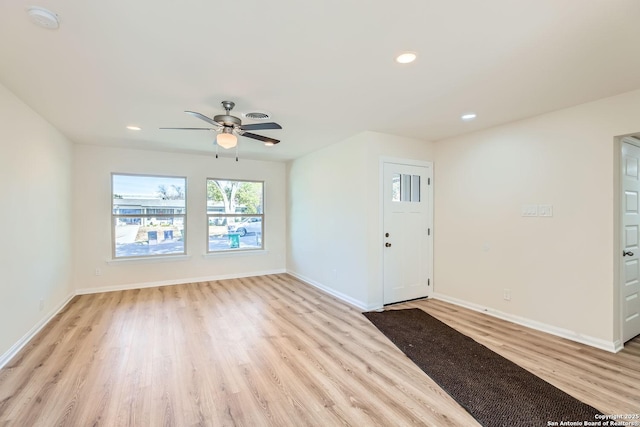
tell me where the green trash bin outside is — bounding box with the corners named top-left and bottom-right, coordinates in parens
top-left (228, 232), bottom-right (240, 248)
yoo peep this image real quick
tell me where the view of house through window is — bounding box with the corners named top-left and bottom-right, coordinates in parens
top-left (112, 174), bottom-right (186, 258)
top-left (207, 179), bottom-right (264, 252)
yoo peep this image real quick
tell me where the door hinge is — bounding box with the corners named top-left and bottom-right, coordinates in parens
top-left (428, 228), bottom-right (431, 236)
top-left (428, 278), bottom-right (430, 286)
top-left (428, 178), bottom-right (431, 185)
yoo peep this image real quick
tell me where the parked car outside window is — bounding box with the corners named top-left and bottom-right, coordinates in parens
top-left (229, 217), bottom-right (262, 237)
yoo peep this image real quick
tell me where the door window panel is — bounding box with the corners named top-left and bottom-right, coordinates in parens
top-left (391, 173), bottom-right (421, 203)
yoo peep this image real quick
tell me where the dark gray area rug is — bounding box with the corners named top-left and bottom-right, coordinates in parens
top-left (363, 308), bottom-right (603, 427)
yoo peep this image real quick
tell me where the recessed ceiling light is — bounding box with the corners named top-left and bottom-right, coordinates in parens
top-left (126, 125), bottom-right (142, 131)
top-left (396, 52), bottom-right (417, 64)
top-left (461, 113), bottom-right (477, 121)
top-left (27, 7), bottom-right (60, 30)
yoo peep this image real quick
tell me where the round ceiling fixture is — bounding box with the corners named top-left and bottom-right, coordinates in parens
top-left (27, 6), bottom-right (60, 30)
top-left (461, 113), bottom-right (477, 121)
top-left (396, 52), bottom-right (417, 64)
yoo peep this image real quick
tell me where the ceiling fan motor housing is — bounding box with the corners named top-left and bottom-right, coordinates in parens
top-left (213, 114), bottom-right (241, 127)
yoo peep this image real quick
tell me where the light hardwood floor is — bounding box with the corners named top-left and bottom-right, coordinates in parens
top-left (0, 274), bottom-right (638, 426)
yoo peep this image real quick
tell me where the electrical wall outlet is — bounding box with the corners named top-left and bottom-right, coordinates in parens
top-left (95, 268), bottom-right (102, 276)
top-left (503, 289), bottom-right (511, 301)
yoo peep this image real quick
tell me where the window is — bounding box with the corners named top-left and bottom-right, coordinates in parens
top-left (112, 174), bottom-right (186, 258)
top-left (392, 173), bottom-right (420, 202)
top-left (207, 179), bottom-right (264, 252)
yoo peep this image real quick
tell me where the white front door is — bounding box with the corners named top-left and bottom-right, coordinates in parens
top-left (621, 139), bottom-right (640, 343)
top-left (383, 161), bottom-right (432, 305)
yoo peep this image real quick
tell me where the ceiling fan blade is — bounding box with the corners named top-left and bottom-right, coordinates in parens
top-left (239, 122), bottom-right (282, 131)
top-left (184, 111), bottom-right (222, 128)
top-left (159, 127), bottom-right (215, 130)
top-left (242, 132), bottom-right (280, 144)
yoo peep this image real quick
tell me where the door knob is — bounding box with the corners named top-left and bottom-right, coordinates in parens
top-left (623, 250), bottom-right (634, 257)
top-left (385, 233), bottom-right (390, 237)
top-left (385, 242), bottom-right (391, 247)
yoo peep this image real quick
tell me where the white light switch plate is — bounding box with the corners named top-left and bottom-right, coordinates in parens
top-left (521, 204), bottom-right (538, 217)
top-left (538, 204), bottom-right (553, 217)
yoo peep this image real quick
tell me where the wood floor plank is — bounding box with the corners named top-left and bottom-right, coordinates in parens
top-left (1, 274), bottom-right (638, 426)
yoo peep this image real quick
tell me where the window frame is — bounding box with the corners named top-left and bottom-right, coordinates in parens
top-left (111, 173), bottom-right (187, 260)
top-left (206, 178), bottom-right (265, 254)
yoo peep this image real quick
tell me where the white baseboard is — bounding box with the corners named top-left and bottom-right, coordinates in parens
top-left (612, 340), bottom-right (624, 353)
top-left (286, 270), bottom-right (377, 311)
top-left (432, 293), bottom-right (619, 353)
top-left (0, 291), bottom-right (76, 370)
top-left (76, 269), bottom-right (287, 295)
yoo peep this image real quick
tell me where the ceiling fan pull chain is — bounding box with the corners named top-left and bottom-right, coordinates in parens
top-left (215, 142), bottom-right (219, 159)
top-left (235, 142), bottom-right (239, 162)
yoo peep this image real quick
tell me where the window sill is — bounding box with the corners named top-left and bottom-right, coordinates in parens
top-left (107, 254), bottom-right (192, 264)
top-left (202, 249), bottom-right (268, 258)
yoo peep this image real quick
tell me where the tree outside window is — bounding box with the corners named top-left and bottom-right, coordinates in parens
top-left (207, 179), bottom-right (264, 252)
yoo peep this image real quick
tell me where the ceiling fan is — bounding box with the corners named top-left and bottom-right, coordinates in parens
top-left (160, 101), bottom-right (282, 151)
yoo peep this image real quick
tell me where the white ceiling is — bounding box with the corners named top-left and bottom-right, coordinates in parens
top-left (2, 1), bottom-right (640, 162)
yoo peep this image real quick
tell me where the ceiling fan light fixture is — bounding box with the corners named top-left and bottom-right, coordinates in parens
top-left (264, 141), bottom-right (275, 147)
top-left (217, 128), bottom-right (237, 149)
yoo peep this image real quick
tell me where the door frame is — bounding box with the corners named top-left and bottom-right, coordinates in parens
top-left (617, 135), bottom-right (640, 348)
top-left (379, 157), bottom-right (434, 305)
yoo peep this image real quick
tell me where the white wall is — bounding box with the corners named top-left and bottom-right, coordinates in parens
top-left (0, 83), bottom-right (74, 362)
top-left (433, 89), bottom-right (640, 348)
top-left (287, 131), bottom-right (434, 309)
top-left (73, 145), bottom-right (286, 292)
